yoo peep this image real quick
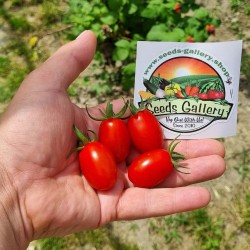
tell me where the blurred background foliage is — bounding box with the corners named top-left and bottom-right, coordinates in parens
top-left (0, 0), bottom-right (220, 101)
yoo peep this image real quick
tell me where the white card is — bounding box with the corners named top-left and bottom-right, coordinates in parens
top-left (134, 41), bottom-right (243, 139)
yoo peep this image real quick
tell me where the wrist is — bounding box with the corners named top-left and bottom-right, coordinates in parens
top-left (0, 163), bottom-right (30, 250)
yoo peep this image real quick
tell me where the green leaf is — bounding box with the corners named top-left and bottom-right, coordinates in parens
top-left (187, 17), bottom-right (201, 27)
top-left (112, 47), bottom-right (129, 61)
top-left (100, 14), bottom-right (117, 25)
top-left (194, 8), bottom-right (209, 19)
top-left (133, 33), bottom-right (144, 40)
top-left (128, 3), bottom-right (138, 14)
top-left (146, 24), bottom-right (167, 40)
top-left (140, 8), bottom-right (156, 18)
top-left (107, 0), bottom-right (124, 11)
top-left (165, 2), bottom-right (175, 9)
top-left (211, 18), bottom-right (221, 27)
top-left (193, 30), bottom-right (208, 42)
top-left (91, 23), bottom-right (102, 33)
top-left (147, 25), bottom-right (184, 41)
top-left (141, 1), bottom-right (164, 19)
top-left (172, 28), bottom-right (185, 38)
top-left (115, 39), bottom-right (130, 48)
top-left (123, 63), bottom-right (136, 75)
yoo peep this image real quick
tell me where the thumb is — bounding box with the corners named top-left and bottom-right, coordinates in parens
top-left (20, 30), bottom-right (97, 93)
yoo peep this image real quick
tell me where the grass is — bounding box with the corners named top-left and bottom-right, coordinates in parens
top-left (0, 55), bottom-right (29, 102)
top-left (0, 0), bottom-right (68, 102)
top-left (150, 209), bottom-right (224, 250)
top-left (234, 148), bottom-right (250, 181)
top-left (37, 225), bottom-right (139, 250)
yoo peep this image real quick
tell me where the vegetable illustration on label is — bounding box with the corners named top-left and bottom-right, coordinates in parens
top-left (134, 41), bottom-right (242, 139)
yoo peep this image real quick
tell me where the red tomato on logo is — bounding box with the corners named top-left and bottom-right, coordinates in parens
top-left (128, 109), bottom-right (164, 153)
top-left (99, 118), bottom-right (130, 163)
top-left (207, 90), bottom-right (225, 100)
top-left (128, 149), bottom-right (173, 188)
top-left (198, 93), bottom-right (208, 100)
top-left (79, 142), bottom-right (118, 191)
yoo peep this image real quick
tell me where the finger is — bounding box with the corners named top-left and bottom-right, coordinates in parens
top-left (157, 154), bottom-right (226, 188)
top-left (126, 139), bottom-right (225, 166)
top-left (21, 30), bottom-right (97, 92)
top-left (166, 139), bottom-right (225, 159)
top-left (116, 186), bottom-right (210, 220)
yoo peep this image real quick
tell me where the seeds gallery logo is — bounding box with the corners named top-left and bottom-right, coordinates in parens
top-left (134, 42), bottom-right (242, 138)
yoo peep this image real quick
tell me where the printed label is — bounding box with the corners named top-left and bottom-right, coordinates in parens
top-left (134, 41), bottom-right (242, 139)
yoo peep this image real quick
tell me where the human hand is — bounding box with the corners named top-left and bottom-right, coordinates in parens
top-left (0, 30), bottom-right (225, 249)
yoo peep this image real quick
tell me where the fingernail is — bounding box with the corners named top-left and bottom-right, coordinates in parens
top-left (76, 30), bottom-right (88, 40)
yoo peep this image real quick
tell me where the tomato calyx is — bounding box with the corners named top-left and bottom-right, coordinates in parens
top-left (129, 98), bottom-right (148, 115)
top-left (73, 125), bottom-right (96, 150)
top-left (67, 125), bottom-right (93, 158)
top-left (86, 98), bottom-right (129, 121)
top-left (168, 136), bottom-right (190, 174)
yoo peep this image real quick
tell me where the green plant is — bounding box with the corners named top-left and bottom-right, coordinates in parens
top-left (234, 149), bottom-right (250, 181)
top-left (42, 0), bottom-right (64, 25)
top-left (64, 0), bottom-right (220, 92)
top-left (0, 1), bottom-right (64, 103)
top-left (150, 209), bottom-right (224, 250)
top-left (241, 52), bottom-right (250, 82)
top-left (37, 226), bottom-right (139, 250)
top-left (0, 56), bottom-right (11, 77)
top-left (39, 237), bottom-right (65, 250)
top-left (241, 193), bottom-right (250, 233)
top-left (230, 0), bottom-right (250, 14)
top-left (226, 186), bottom-right (250, 248)
top-left (0, 61), bottom-right (28, 102)
top-left (0, 4), bottom-right (33, 33)
top-left (189, 210), bottom-right (224, 250)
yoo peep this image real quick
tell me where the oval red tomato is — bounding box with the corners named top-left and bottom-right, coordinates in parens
top-left (207, 90), bottom-right (225, 100)
top-left (128, 149), bottom-right (173, 188)
top-left (79, 142), bottom-right (118, 191)
top-left (99, 118), bottom-right (130, 163)
top-left (198, 93), bottom-right (208, 100)
top-left (216, 91), bottom-right (225, 99)
top-left (128, 109), bottom-right (164, 153)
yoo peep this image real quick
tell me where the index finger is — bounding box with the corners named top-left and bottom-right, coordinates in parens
top-left (166, 139), bottom-right (225, 159)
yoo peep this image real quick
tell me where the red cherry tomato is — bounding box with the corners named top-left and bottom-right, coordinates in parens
top-left (79, 142), bottom-right (118, 191)
top-left (206, 24), bottom-right (215, 35)
top-left (198, 93), bottom-right (208, 100)
top-left (174, 3), bottom-right (181, 13)
top-left (128, 109), bottom-right (164, 153)
top-left (99, 118), bottom-right (130, 163)
top-left (128, 149), bottom-right (173, 188)
top-left (186, 36), bottom-right (195, 42)
top-left (207, 90), bottom-right (225, 100)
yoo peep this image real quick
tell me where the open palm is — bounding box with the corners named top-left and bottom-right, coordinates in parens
top-left (0, 31), bottom-right (226, 244)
